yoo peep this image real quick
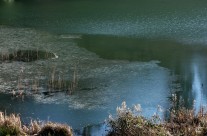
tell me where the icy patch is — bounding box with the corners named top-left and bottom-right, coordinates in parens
top-left (0, 26), bottom-right (170, 111)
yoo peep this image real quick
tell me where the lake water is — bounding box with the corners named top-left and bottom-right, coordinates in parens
top-left (1, 0), bottom-right (207, 135)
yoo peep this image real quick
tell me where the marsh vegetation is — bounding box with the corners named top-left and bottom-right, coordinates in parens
top-left (0, 49), bottom-right (79, 98)
top-left (1, 0), bottom-right (207, 134)
top-left (108, 96), bottom-right (207, 136)
top-left (2, 98), bottom-right (207, 136)
top-left (0, 111), bottom-right (73, 136)
top-left (0, 50), bottom-right (56, 62)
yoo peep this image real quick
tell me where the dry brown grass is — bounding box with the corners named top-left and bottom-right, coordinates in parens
top-left (0, 112), bottom-right (26, 136)
top-left (108, 102), bottom-right (170, 136)
top-left (37, 122), bottom-right (72, 136)
top-left (108, 102), bottom-right (207, 136)
top-left (165, 107), bottom-right (207, 136)
top-left (0, 112), bottom-right (73, 136)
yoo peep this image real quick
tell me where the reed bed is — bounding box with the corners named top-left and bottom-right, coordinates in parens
top-left (0, 49), bottom-right (79, 96)
top-left (107, 101), bottom-right (207, 136)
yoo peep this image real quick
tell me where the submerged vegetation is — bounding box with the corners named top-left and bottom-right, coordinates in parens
top-left (0, 49), bottom-right (79, 97)
top-left (0, 112), bottom-right (73, 136)
top-left (0, 49), bottom-right (56, 62)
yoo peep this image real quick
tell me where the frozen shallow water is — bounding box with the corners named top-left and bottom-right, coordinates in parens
top-left (0, 26), bottom-right (171, 130)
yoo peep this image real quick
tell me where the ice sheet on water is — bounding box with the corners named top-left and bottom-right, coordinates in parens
top-left (0, 26), bottom-right (171, 111)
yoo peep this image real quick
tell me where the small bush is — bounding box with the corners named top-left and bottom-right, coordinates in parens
top-left (107, 101), bottom-right (207, 136)
top-left (107, 102), bottom-right (169, 136)
top-left (0, 112), bottom-right (73, 136)
top-left (37, 122), bottom-right (73, 136)
top-left (0, 112), bottom-right (26, 136)
top-left (165, 107), bottom-right (207, 136)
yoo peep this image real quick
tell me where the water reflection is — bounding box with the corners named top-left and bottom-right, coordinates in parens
top-left (191, 55), bottom-right (207, 112)
top-left (78, 35), bottom-right (207, 112)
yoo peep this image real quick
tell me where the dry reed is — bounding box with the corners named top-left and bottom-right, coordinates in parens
top-left (0, 112), bottom-right (73, 136)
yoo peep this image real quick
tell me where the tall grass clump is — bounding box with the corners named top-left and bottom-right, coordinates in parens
top-left (47, 64), bottom-right (79, 95)
top-left (165, 107), bottom-right (207, 136)
top-left (165, 93), bottom-right (207, 136)
top-left (108, 97), bottom-right (207, 136)
top-left (107, 102), bottom-right (169, 136)
top-left (37, 122), bottom-right (72, 136)
top-left (0, 112), bottom-right (73, 136)
top-left (0, 112), bottom-right (26, 136)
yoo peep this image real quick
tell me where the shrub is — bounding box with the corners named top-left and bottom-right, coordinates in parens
top-left (37, 122), bottom-right (73, 136)
top-left (107, 102), bottom-right (169, 136)
top-left (165, 107), bottom-right (207, 136)
top-left (108, 101), bottom-right (207, 136)
top-left (0, 112), bottom-right (73, 136)
top-left (0, 112), bottom-right (26, 136)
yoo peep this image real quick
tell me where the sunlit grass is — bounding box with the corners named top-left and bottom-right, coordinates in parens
top-left (0, 112), bottom-right (73, 136)
top-left (107, 100), bottom-right (207, 136)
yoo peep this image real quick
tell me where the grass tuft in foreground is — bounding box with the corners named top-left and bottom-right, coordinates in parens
top-left (0, 112), bottom-right (25, 136)
top-left (37, 122), bottom-right (72, 136)
top-left (107, 101), bottom-right (207, 136)
top-left (107, 102), bottom-right (168, 136)
top-left (0, 112), bottom-right (73, 136)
